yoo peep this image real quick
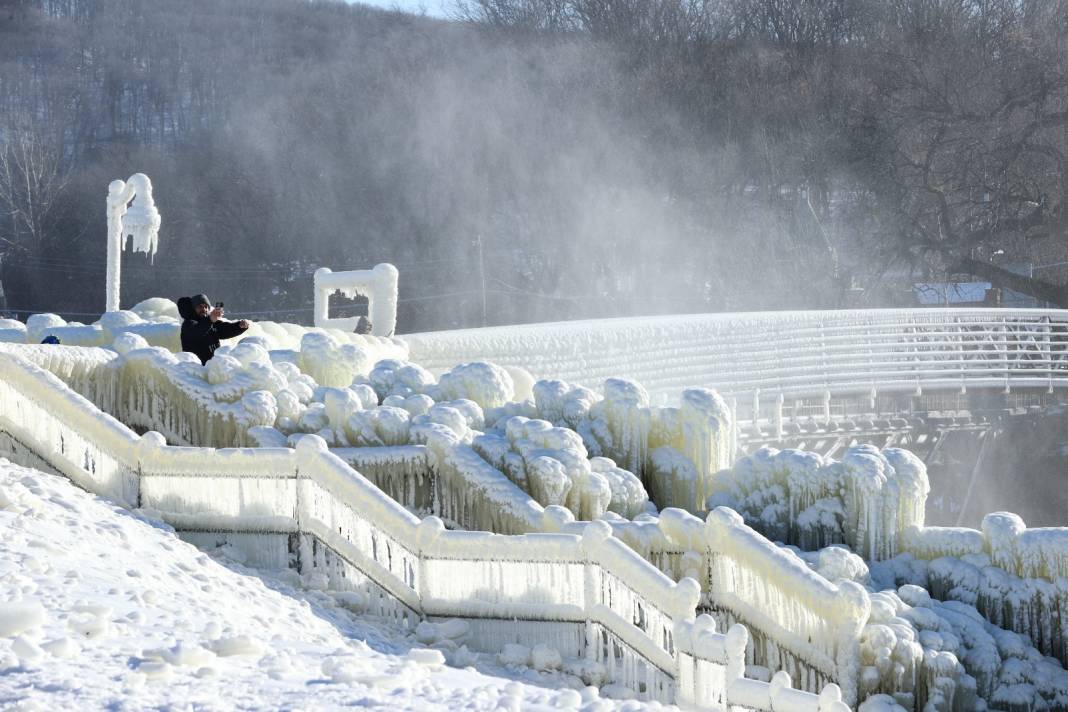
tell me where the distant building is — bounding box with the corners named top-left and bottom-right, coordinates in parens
top-left (997, 262), bottom-right (1046, 308)
top-left (912, 282), bottom-right (992, 306)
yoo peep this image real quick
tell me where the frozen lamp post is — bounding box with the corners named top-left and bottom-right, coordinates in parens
top-left (106, 173), bottom-right (161, 313)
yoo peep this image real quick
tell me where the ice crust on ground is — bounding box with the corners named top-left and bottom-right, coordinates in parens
top-left (0, 460), bottom-right (666, 711)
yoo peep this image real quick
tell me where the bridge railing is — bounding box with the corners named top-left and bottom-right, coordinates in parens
top-left (0, 350), bottom-right (848, 710)
top-left (402, 308), bottom-right (1068, 403)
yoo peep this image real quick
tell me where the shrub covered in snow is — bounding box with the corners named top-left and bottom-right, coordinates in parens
top-left (472, 415), bottom-right (650, 520)
top-left (710, 445), bottom-right (929, 560)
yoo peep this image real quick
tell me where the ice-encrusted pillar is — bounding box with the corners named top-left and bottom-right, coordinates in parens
top-left (106, 173), bottom-right (161, 313)
top-left (833, 580), bottom-right (870, 708)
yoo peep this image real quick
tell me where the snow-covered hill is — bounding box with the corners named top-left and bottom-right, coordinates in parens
top-left (0, 460), bottom-right (663, 711)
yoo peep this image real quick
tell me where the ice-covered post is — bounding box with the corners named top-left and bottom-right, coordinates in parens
top-left (313, 263), bottom-right (399, 337)
top-left (775, 392), bottom-right (785, 440)
top-left (106, 173), bottom-right (161, 313)
top-left (833, 580), bottom-right (870, 708)
top-left (416, 516), bottom-right (445, 612)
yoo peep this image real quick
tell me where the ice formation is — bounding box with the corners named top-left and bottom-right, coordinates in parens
top-left (522, 377), bottom-right (734, 512)
top-left (0, 342), bottom-right (849, 709)
top-left (472, 415), bottom-right (650, 520)
top-left (710, 445), bottom-right (929, 561)
top-left (6, 304), bottom-right (1068, 711)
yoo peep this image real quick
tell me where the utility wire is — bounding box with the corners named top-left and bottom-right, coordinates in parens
top-left (11, 255), bottom-right (468, 275)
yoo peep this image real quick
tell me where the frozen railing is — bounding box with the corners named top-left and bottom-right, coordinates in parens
top-left (589, 508), bottom-right (870, 706)
top-left (0, 350), bottom-right (847, 710)
top-left (904, 512), bottom-right (1068, 581)
top-left (0, 343), bottom-right (869, 703)
top-left (1, 341), bottom-right (871, 701)
top-left (402, 308), bottom-right (1068, 403)
top-left (704, 508), bottom-right (869, 704)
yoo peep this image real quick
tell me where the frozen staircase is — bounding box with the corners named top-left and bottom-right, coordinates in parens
top-left (0, 348), bottom-right (849, 711)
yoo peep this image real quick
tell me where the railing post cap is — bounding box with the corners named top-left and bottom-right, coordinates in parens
top-left (835, 580), bottom-right (871, 617)
top-left (295, 434), bottom-right (328, 457)
top-left (581, 520), bottom-right (613, 549)
top-left (417, 516), bottom-right (446, 548)
top-left (769, 670), bottom-right (792, 701)
top-left (706, 506), bottom-right (743, 527)
top-left (138, 431), bottom-right (166, 450)
top-left (314, 267), bottom-right (332, 277)
top-left (694, 612), bottom-right (716, 633)
top-left (725, 623), bottom-right (748, 655)
top-left (818, 683), bottom-right (843, 705)
top-left (673, 577), bottom-right (701, 616)
top-left (982, 511), bottom-right (1026, 537)
top-left (541, 505), bottom-right (575, 531)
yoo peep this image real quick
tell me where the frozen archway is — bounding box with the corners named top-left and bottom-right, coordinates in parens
top-left (313, 263), bottom-right (398, 337)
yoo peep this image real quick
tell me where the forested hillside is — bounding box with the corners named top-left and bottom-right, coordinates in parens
top-left (2, 0), bottom-right (1067, 330)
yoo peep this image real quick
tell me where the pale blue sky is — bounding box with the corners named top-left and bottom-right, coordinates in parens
top-left (358, 0), bottom-right (452, 18)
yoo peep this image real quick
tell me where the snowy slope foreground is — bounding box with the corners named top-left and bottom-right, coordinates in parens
top-left (0, 460), bottom-right (664, 711)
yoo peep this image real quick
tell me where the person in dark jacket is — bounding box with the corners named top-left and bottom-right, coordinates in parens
top-left (177, 294), bottom-right (249, 364)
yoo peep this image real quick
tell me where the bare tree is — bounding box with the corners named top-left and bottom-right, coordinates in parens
top-left (0, 118), bottom-right (72, 260)
top-left (851, 0), bottom-right (1068, 304)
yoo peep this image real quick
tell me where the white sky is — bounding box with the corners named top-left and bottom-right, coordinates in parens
top-left (358, 0), bottom-right (452, 18)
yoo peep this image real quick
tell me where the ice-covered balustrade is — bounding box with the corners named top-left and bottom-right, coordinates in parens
top-left (3, 327), bottom-right (406, 448)
top-left (402, 308), bottom-right (1068, 404)
top-left (2, 339), bottom-right (877, 702)
top-left (536, 504), bottom-right (873, 706)
top-left (0, 350), bottom-right (849, 710)
top-left (0, 342), bottom-right (575, 532)
top-left (595, 506), bottom-right (1009, 711)
top-left (710, 446), bottom-right (929, 561)
top-left (314, 263), bottom-right (399, 337)
top-left (705, 507), bottom-right (871, 705)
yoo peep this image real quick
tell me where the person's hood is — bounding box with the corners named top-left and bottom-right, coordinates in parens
top-left (177, 296), bottom-right (195, 320)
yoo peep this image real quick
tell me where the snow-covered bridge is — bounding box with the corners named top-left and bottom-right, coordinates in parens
top-left (405, 308), bottom-right (1068, 461)
top-left (403, 308), bottom-right (1068, 406)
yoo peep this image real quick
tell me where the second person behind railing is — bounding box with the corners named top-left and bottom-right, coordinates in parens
top-left (177, 294), bottom-right (249, 364)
